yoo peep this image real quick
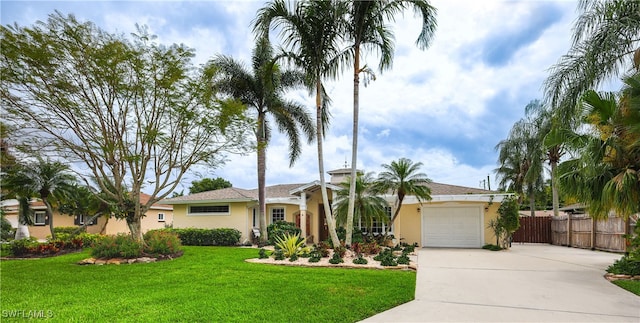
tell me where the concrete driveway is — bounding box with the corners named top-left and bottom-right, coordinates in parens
top-left (362, 244), bottom-right (639, 322)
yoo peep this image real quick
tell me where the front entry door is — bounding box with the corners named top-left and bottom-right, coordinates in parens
top-left (318, 204), bottom-right (329, 242)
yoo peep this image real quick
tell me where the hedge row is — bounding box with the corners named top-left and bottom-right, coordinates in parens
top-left (154, 228), bottom-right (241, 246)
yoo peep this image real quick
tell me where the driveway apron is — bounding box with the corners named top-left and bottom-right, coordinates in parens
top-left (362, 244), bottom-right (640, 322)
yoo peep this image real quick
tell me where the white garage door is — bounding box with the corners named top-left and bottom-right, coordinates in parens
top-left (422, 206), bottom-right (483, 248)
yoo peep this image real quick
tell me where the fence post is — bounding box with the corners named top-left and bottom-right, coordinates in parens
top-left (590, 217), bottom-right (596, 250)
top-left (567, 214), bottom-right (571, 247)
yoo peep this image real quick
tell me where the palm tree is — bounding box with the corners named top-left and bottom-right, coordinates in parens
top-left (334, 172), bottom-right (389, 235)
top-left (210, 37), bottom-right (315, 243)
top-left (3, 158), bottom-right (75, 239)
top-left (495, 112), bottom-right (545, 217)
top-left (525, 100), bottom-right (577, 217)
top-left (2, 166), bottom-right (34, 239)
top-left (544, 0), bottom-right (640, 120)
top-left (343, 0), bottom-right (437, 246)
top-left (558, 71), bottom-right (640, 219)
top-left (373, 158), bottom-right (432, 227)
top-left (254, 0), bottom-right (349, 246)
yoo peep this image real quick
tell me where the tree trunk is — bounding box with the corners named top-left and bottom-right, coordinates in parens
top-left (257, 114), bottom-right (268, 243)
top-left (100, 216), bottom-right (109, 234)
top-left (316, 80), bottom-right (340, 247)
top-left (551, 158), bottom-right (559, 217)
top-left (43, 199), bottom-right (56, 240)
top-left (529, 187), bottom-right (535, 218)
top-left (127, 216), bottom-right (143, 242)
top-left (346, 45), bottom-right (361, 247)
top-left (14, 223), bottom-right (30, 240)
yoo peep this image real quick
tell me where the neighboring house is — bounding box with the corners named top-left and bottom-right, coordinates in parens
top-left (161, 169), bottom-right (510, 248)
top-left (1, 193), bottom-right (173, 240)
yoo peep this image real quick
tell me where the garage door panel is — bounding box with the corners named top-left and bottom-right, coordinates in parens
top-left (422, 206), bottom-right (482, 248)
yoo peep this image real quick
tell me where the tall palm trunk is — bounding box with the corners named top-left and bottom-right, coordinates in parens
top-left (345, 45), bottom-right (361, 246)
top-left (257, 114), bottom-right (268, 243)
top-left (528, 185), bottom-right (535, 217)
top-left (550, 159), bottom-right (560, 217)
top-left (316, 80), bottom-right (340, 247)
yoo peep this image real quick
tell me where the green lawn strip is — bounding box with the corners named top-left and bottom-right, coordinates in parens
top-left (1, 246), bottom-right (415, 322)
top-left (612, 280), bottom-right (640, 296)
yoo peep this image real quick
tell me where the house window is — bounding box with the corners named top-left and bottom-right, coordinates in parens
top-left (34, 211), bottom-right (46, 226)
top-left (158, 213), bottom-right (165, 222)
top-left (188, 205), bottom-right (230, 215)
top-left (77, 214), bottom-right (97, 226)
top-left (370, 207), bottom-right (393, 235)
top-left (252, 208), bottom-right (256, 227)
top-left (271, 207), bottom-right (285, 223)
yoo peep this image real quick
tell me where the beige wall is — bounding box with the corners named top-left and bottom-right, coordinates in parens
top-left (395, 201), bottom-right (500, 247)
top-left (4, 207), bottom-right (174, 240)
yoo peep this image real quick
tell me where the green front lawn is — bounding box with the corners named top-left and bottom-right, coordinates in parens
top-left (1, 246), bottom-right (415, 322)
top-left (613, 280), bottom-right (640, 296)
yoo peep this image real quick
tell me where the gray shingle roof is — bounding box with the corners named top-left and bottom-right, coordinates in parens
top-left (161, 181), bottom-right (496, 205)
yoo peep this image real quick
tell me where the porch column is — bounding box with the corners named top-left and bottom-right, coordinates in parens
top-left (300, 192), bottom-right (307, 239)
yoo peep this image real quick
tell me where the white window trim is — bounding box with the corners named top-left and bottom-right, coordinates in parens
top-left (34, 211), bottom-right (46, 226)
top-left (187, 204), bottom-right (231, 216)
top-left (79, 214), bottom-right (85, 225)
top-left (158, 213), bottom-right (165, 222)
top-left (270, 206), bottom-right (286, 224)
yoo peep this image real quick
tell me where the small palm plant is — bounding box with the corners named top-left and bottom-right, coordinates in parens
top-left (273, 232), bottom-right (308, 258)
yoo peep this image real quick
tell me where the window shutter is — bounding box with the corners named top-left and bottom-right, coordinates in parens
top-left (74, 215), bottom-right (80, 226)
top-left (44, 214), bottom-right (50, 225)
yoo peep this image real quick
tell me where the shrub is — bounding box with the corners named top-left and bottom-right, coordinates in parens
top-left (482, 244), bottom-right (503, 251)
top-left (54, 226), bottom-right (83, 235)
top-left (333, 244), bottom-right (347, 258)
top-left (308, 254), bottom-right (321, 263)
top-left (273, 249), bottom-right (285, 261)
top-left (329, 252), bottom-right (343, 264)
top-left (362, 242), bottom-right (381, 256)
top-left (274, 232), bottom-right (306, 257)
top-left (211, 228), bottom-right (242, 246)
top-left (396, 254), bottom-right (410, 265)
top-left (1, 215), bottom-right (15, 241)
top-left (77, 233), bottom-right (100, 247)
top-left (267, 221), bottom-right (301, 244)
top-left (374, 248), bottom-right (397, 266)
top-left (403, 243), bottom-right (416, 253)
top-left (143, 230), bottom-right (182, 256)
top-left (162, 228), bottom-right (241, 246)
top-left (258, 248), bottom-right (269, 259)
top-left (92, 234), bottom-right (142, 259)
top-left (9, 238), bottom-right (39, 257)
top-left (289, 253), bottom-right (298, 262)
top-left (353, 256), bottom-right (368, 265)
top-left (317, 241), bottom-right (331, 257)
top-left (607, 256), bottom-right (640, 276)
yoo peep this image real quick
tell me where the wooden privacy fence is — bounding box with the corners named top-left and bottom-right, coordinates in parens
top-left (551, 216), bottom-right (634, 253)
top-left (512, 217), bottom-right (552, 243)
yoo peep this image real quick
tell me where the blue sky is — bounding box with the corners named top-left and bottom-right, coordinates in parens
top-left (2, 0), bottom-right (583, 193)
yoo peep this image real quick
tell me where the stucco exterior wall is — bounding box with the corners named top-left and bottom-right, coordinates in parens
top-left (395, 201), bottom-right (500, 247)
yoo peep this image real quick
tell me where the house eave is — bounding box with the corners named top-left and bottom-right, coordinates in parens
top-left (158, 198), bottom-right (254, 205)
top-left (397, 193), bottom-right (512, 204)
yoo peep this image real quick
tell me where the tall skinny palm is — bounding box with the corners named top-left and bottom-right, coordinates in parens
top-left (544, 0), bottom-right (640, 120)
top-left (373, 158), bottom-right (432, 227)
top-left (255, 0), bottom-right (349, 246)
top-left (334, 172), bottom-right (389, 234)
top-left (210, 38), bottom-right (315, 242)
top-left (343, 0), bottom-right (437, 245)
top-left (495, 112), bottom-right (545, 216)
